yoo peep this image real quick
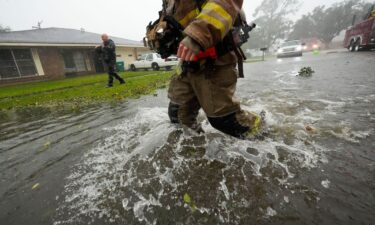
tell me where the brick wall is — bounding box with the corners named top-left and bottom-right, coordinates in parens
top-left (0, 75), bottom-right (52, 86)
top-left (0, 47), bottom-right (100, 86)
top-left (37, 47), bottom-right (65, 79)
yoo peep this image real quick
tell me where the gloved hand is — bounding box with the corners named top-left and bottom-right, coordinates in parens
top-left (177, 36), bottom-right (202, 61)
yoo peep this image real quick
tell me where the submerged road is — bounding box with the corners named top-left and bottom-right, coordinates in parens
top-left (0, 50), bottom-right (374, 225)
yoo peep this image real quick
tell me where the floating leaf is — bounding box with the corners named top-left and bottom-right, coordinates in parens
top-left (183, 193), bottom-right (191, 204)
top-left (43, 141), bottom-right (51, 148)
top-left (192, 204), bottom-right (197, 212)
top-left (298, 67), bottom-right (315, 77)
top-left (32, 183), bottom-right (40, 190)
top-left (305, 125), bottom-right (315, 132)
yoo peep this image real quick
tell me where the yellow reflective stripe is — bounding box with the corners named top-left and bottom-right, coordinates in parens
top-left (197, 13), bottom-right (226, 38)
top-left (179, 9), bottom-right (199, 27)
top-left (202, 2), bottom-right (233, 28)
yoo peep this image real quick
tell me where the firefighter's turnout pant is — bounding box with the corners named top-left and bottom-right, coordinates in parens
top-left (168, 59), bottom-right (259, 138)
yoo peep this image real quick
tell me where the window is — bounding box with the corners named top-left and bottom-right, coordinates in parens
top-left (139, 55), bottom-right (147, 61)
top-left (0, 49), bottom-right (37, 79)
top-left (62, 51), bottom-right (75, 72)
top-left (0, 49), bottom-right (18, 79)
top-left (73, 52), bottom-right (87, 72)
top-left (13, 49), bottom-right (37, 77)
top-left (146, 54), bottom-right (153, 61)
top-left (62, 50), bottom-right (88, 73)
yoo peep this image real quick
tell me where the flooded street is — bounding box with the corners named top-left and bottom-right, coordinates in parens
top-left (1, 51), bottom-right (374, 225)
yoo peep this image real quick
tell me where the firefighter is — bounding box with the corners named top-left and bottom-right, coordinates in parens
top-left (160, 0), bottom-right (264, 139)
top-left (96, 34), bottom-right (126, 88)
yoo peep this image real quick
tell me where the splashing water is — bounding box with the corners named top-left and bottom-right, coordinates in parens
top-left (51, 53), bottom-right (375, 225)
top-left (54, 104), bottom-right (332, 225)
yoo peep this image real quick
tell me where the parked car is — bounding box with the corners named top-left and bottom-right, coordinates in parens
top-left (130, 53), bottom-right (178, 71)
top-left (276, 40), bottom-right (304, 58)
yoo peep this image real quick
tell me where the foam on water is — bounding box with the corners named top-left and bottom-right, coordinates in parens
top-left (265, 207), bottom-right (278, 217)
top-left (54, 80), bottom-right (373, 224)
top-left (54, 105), bottom-right (332, 225)
top-left (321, 179), bottom-right (331, 189)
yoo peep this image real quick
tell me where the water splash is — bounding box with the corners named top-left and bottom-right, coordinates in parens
top-left (54, 105), bottom-right (333, 225)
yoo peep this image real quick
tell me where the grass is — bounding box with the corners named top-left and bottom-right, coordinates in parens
top-left (245, 55), bottom-right (275, 63)
top-left (0, 71), bottom-right (173, 110)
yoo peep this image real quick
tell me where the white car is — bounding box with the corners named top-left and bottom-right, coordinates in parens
top-left (276, 40), bottom-right (304, 58)
top-left (130, 53), bottom-right (178, 71)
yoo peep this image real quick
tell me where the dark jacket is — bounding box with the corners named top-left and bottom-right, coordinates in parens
top-left (97, 39), bottom-right (117, 65)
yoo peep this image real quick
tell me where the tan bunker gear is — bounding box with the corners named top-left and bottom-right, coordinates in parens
top-left (166, 0), bottom-right (263, 138)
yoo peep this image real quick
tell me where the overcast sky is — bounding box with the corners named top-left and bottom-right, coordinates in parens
top-left (0, 0), bottom-right (353, 41)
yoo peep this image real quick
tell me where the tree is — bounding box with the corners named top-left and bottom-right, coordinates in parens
top-left (0, 24), bottom-right (11, 33)
top-left (289, 0), bottom-right (373, 47)
top-left (289, 7), bottom-right (324, 40)
top-left (244, 0), bottom-right (300, 50)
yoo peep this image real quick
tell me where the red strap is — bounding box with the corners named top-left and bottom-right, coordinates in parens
top-left (194, 47), bottom-right (217, 61)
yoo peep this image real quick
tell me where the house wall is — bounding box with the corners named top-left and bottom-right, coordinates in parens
top-left (60, 48), bottom-right (97, 77)
top-left (37, 47), bottom-right (65, 79)
top-left (0, 47), bottom-right (56, 85)
top-left (0, 45), bottom-right (150, 85)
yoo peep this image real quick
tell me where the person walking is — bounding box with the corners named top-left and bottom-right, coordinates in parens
top-left (96, 34), bottom-right (125, 88)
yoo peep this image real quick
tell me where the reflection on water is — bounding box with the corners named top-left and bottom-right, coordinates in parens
top-left (1, 52), bottom-right (375, 225)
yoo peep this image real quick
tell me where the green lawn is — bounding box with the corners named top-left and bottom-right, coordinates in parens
top-left (0, 71), bottom-right (173, 110)
top-left (245, 55), bottom-right (275, 63)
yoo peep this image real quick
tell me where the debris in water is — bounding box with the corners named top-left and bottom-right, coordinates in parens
top-left (38, 141), bottom-right (51, 153)
top-left (321, 179), bottom-right (331, 189)
top-left (220, 180), bottom-right (230, 200)
top-left (183, 193), bottom-right (197, 212)
top-left (266, 207), bottom-right (277, 217)
top-left (298, 67), bottom-right (315, 77)
top-left (32, 183), bottom-right (40, 190)
top-left (305, 125), bottom-right (316, 133)
top-left (43, 141), bottom-right (51, 148)
top-left (183, 193), bottom-right (191, 204)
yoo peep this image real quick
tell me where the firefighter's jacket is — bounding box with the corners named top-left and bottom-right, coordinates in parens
top-left (166, 0), bottom-right (243, 50)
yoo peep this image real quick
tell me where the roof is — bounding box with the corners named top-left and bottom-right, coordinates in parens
top-left (0, 27), bottom-right (144, 47)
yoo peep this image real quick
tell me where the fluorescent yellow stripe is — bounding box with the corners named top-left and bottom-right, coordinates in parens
top-left (197, 13), bottom-right (226, 38)
top-left (179, 9), bottom-right (198, 27)
top-left (202, 2), bottom-right (233, 27)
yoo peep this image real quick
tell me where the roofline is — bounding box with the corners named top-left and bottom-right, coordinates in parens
top-left (0, 42), bottom-right (146, 48)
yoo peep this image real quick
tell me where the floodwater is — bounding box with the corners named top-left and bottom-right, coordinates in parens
top-left (0, 51), bottom-right (374, 225)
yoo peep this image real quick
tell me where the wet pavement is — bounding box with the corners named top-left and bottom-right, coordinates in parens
top-left (0, 50), bottom-right (374, 225)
